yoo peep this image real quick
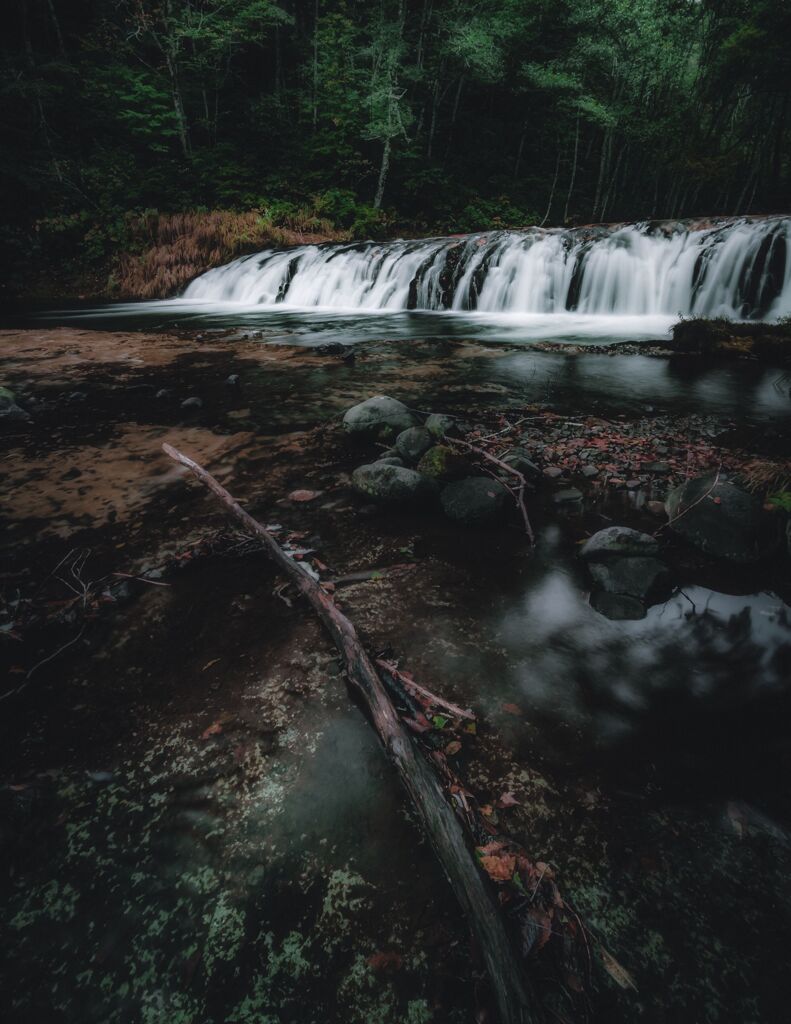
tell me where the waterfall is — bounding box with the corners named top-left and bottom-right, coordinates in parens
top-left (183, 217), bottom-right (791, 320)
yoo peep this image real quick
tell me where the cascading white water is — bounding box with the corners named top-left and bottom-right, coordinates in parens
top-left (183, 217), bottom-right (791, 320)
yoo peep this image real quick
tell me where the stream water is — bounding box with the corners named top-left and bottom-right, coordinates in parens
top-left (2, 219), bottom-right (791, 1023)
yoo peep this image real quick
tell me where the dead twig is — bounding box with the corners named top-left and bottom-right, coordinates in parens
top-left (448, 437), bottom-right (535, 544)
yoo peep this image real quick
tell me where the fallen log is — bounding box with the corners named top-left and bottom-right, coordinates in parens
top-left (162, 442), bottom-right (538, 1024)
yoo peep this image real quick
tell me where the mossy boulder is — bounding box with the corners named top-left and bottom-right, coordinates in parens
top-left (416, 445), bottom-right (472, 481)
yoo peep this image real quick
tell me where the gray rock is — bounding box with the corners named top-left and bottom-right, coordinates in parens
top-left (581, 465), bottom-right (598, 478)
top-left (225, 374), bottom-right (240, 386)
top-left (665, 472), bottom-right (780, 563)
top-left (588, 557), bottom-right (669, 600)
top-left (342, 395), bottom-right (418, 441)
top-left (441, 477), bottom-right (509, 524)
top-left (590, 592), bottom-right (646, 621)
top-left (553, 487), bottom-right (583, 504)
top-left (644, 462), bottom-right (670, 474)
top-left (373, 456), bottom-right (404, 467)
top-left (580, 526), bottom-right (659, 561)
top-left (352, 463), bottom-right (437, 504)
top-left (543, 466), bottom-right (563, 479)
top-left (395, 426), bottom-right (434, 464)
top-left (181, 396), bottom-right (203, 410)
top-left (425, 413), bottom-right (458, 439)
top-left (501, 448), bottom-right (543, 484)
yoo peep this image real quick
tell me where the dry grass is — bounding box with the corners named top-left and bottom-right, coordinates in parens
top-left (739, 459), bottom-right (791, 494)
top-left (116, 209), bottom-right (343, 299)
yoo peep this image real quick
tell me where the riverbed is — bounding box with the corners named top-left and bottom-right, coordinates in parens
top-left (1, 325), bottom-right (790, 1023)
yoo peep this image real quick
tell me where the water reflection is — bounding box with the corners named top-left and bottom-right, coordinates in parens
top-left (498, 558), bottom-right (791, 800)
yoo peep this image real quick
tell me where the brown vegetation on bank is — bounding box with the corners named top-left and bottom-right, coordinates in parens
top-left (670, 317), bottom-right (791, 364)
top-left (116, 210), bottom-right (345, 299)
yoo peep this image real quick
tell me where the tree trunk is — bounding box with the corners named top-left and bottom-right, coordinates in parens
top-left (540, 145), bottom-right (561, 226)
top-left (312, 0), bottom-right (319, 128)
top-left (374, 133), bottom-right (391, 209)
top-left (563, 114), bottom-right (580, 224)
top-left (161, 442), bottom-right (539, 1024)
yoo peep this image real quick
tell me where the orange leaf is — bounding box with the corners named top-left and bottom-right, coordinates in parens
top-left (444, 740), bottom-right (462, 756)
top-left (479, 853), bottom-right (517, 882)
top-left (502, 703), bottom-right (523, 716)
top-left (201, 722), bottom-right (223, 740)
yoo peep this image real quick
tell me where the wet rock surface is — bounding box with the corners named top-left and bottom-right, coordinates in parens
top-left (666, 472), bottom-right (780, 563)
top-left (352, 462), bottom-right (437, 504)
top-left (394, 425), bottom-right (433, 463)
top-left (440, 476), bottom-right (510, 524)
top-left (342, 395), bottom-right (417, 440)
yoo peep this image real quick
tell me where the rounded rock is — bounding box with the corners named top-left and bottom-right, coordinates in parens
top-left (441, 477), bottom-right (509, 524)
top-left (342, 395), bottom-right (418, 441)
top-left (395, 426), bottom-right (434, 464)
top-left (665, 472), bottom-right (780, 563)
top-left (580, 526), bottom-right (659, 561)
top-left (352, 463), bottom-right (437, 504)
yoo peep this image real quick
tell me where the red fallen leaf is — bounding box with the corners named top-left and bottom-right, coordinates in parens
top-left (444, 740), bottom-right (462, 756)
top-left (712, 496), bottom-right (722, 505)
top-left (497, 791), bottom-right (520, 808)
top-left (367, 950), bottom-right (403, 973)
top-left (502, 703), bottom-right (523, 716)
top-left (479, 853), bottom-right (517, 882)
top-left (477, 840), bottom-right (507, 856)
top-left (288, 489), bottom-right (322, 501)
top-left (201, 721), bottom-right (223, 740)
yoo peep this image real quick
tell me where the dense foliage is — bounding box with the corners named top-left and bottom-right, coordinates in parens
top-left (2, 0), bottom-right (789, 292)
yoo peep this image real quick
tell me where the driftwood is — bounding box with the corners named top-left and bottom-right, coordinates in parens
top-left (162, 442), bottom-right (538, 1024)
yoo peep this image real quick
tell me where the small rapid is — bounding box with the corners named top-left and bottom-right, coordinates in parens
top-left (183, 216), bottom-right (791, 320)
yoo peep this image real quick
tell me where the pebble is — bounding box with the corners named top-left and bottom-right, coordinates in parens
top-left (543, 466), bottom-right (563, 479)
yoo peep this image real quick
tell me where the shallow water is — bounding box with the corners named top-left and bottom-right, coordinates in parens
top-left (2, 326), bottom-right (791, 1022)
top-left (17, 299), bottom-right (679, 344)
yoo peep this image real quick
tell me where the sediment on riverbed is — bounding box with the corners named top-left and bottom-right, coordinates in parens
top-left (2, 326), bottom-right (791, 1024)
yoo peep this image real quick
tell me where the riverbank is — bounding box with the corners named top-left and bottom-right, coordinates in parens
top-left (2, 327), bottom-right (791, 1023)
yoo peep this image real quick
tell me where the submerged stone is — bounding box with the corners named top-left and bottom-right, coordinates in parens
top-left (342, 395), bottom-right (417, 441)
top-left (588, 556), bottom-right (669, 601)
top-left (590, 591), bottom-right (646, 620)
top-left (580, 526), bottom-right (659, 560)
top-left (441, 476), bottom-right (509, 524)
